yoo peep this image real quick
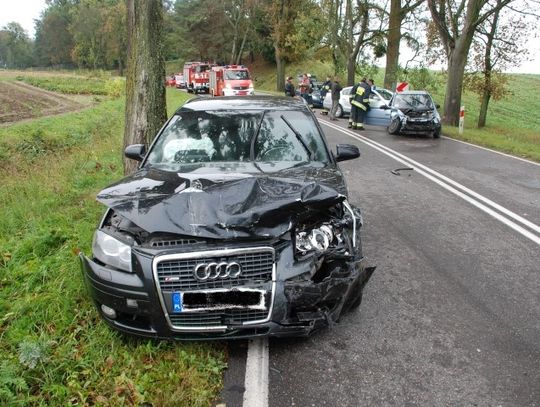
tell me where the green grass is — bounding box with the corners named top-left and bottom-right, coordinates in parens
top-left (430, 74), bottom-right (540, 162)
top-left (15, 75), bottom-right (125, 97)
top-left (0, 88), bottom-right (225, 406)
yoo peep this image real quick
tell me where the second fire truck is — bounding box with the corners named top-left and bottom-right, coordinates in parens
top-left (209, 65), bottom-right (254, 97)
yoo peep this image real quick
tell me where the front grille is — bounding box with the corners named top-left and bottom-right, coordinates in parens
top-left (233, 86), bottom-right (249, 90)
top-left (169, 309), bottom-right (269, 327)
top-left (156, 250), bottom-right (273, 291)
top-left (150, 238), bottom-right (200, 248)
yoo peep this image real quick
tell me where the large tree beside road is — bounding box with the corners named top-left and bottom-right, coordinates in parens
top-left (123, 0), bottom-right (167, 175)
top-left (427, 0), bottom-right (514, 126)
top-left (383, 0), bottom-right (425, 90)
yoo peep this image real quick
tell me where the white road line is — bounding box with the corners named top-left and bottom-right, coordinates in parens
top-left (321, 120), bottom-right (540, 246)
top-left (243, 337), bottom-right (269, 407)
top-left (441, 136), bottom-right (540, 167)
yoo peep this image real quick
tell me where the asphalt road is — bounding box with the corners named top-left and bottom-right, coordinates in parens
top-left (219, 114), bottom-right (540, 407)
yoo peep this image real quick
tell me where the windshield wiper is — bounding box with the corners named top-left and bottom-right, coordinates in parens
top-left (280, 115), bottom-right (313, 160)
top-left (250, 110), bottom-right (266, 161)
top-left (409, 96), bottom-right (431, 108)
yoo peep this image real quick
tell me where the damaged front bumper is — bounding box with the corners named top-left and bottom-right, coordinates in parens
top-left (80, 240), bottom-right (375, 340)
top-left (400, 117), bottom-right (441, 135)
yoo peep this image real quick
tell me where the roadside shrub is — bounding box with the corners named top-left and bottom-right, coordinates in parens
top-left (104, 78), bottom-right (125, 98)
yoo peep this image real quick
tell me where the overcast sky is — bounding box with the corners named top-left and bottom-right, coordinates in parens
top-left (1, 0), bottom-right (539, 74)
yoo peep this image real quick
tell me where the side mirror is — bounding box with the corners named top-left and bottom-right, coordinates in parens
top-left (335, 144), bottom-right (360, 162)
top-left (124, 144), bottom-right (146, 162)
top-left (436, 103), bottom-right (441, 109)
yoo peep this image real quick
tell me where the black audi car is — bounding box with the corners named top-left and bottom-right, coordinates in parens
top-left (80, 96), bottom-right (375, 340)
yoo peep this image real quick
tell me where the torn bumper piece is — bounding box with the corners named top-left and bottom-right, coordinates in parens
top-left (80, 243), bottom-right (375, 340)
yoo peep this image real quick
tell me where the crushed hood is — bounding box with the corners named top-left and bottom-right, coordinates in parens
top-left (97, 165), bottom-right (346, 239)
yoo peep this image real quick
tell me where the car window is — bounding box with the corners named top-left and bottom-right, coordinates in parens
top-left (393, 94), bottom-right (434, 109)
top-left (369, 94), bottom-right (380, 102)
top-left (342, 88), bottom-right (351, 95)
top-left (146, 110), bottom-right (329, 166)
top-left (377, 89), bottom-right (393, 100)
top-left (255, 111), bottom-right (327, 162)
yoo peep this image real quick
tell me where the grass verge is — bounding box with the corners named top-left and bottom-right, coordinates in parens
top-left (15, 75), bottom-right (125, 97)
top-left (0, 88), bottom-right (225, 406)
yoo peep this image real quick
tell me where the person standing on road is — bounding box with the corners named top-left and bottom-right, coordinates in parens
top-left (349, 77), bottom-right (371, 130)
top-left (329, 76), bottom-right (342, 121)
top-left (284, 76), bottom-right (295, 96)
top-left (320, 75), bottom-right (332, 115)
top-left (299, 73), bottom-right (313, 108)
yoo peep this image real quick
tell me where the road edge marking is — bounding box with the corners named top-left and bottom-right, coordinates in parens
top-left (243, 337), bottom-right (269, 407)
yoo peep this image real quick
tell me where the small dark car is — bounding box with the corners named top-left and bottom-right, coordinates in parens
top-left (81, 96), bottom-right (375, 340)
top-left (387, 90), bottom-right (441, 138)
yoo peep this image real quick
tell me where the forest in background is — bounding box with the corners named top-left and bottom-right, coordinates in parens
top-left (1, 0), bottom-right (539, 127)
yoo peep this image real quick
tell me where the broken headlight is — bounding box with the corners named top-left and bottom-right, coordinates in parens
top-left (295, 224), bottom-right (335, 254)
top-left (92, 230), bottom-right (133, 272)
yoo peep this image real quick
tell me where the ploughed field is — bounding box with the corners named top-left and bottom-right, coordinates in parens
top-left (0, 81), bottom-right (87, 124)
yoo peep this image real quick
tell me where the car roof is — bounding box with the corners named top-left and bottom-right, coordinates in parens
top-left (177, 96), bottom-right (310, 113)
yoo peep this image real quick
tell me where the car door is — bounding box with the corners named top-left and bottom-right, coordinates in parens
top-left (364, 89), bottom-right (391, 127)
top-left (340, 87), bottom-right (352, 115)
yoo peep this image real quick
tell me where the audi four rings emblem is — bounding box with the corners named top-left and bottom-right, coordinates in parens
top-left (193, 262), bottom-right (242, 281)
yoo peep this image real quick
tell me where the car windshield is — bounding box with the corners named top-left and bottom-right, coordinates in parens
top-left (146, 110), bottom-right (329, 168)
top-left (224, 70), bottom-right (250, 80)
top-left (393, 93), bottom-right (433, 109)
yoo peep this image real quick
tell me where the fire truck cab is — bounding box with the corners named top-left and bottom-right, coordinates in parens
top-left (209, 65), bottom-right (254, 97)
top-left (183, 62), bottom-right (211, 94)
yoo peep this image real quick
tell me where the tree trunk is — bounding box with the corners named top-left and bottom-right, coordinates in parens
top-left (275, 47), bottom-right (285, 92)
top-left (118, 58), bottom-right (124, 76)
top-left (123, 0), bottom-right (167, 175)
top-left (235, 27), bottom-right (249, 65)
top-left (477, 88), bottom-right (491, 128)
top-left (443, 50), bottom-right (468, 126)
top-left (384, 0), bottom-right (401, 90)
top-left (346, 57), bottom-right (356, 86)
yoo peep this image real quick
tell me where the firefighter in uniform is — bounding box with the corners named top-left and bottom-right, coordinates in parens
top-left (348, 78), bottom-right (371, 130)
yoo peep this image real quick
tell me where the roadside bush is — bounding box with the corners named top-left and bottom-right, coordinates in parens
top-left (104, 77), bottom-right (125, 98)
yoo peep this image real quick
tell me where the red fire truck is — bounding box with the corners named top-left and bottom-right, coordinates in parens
top-left (209, 65), bottom-right (254, 97)
top-left (183, 62), bottom-right (212, 93)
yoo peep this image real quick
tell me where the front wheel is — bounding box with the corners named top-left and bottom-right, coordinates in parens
top-left (388, 117), bottom-right (401, 135)
top-left (433, 127), bottom-right (441, 138)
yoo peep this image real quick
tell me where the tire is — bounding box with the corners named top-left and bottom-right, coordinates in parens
top-left (433, 128), bottom-right (441, 138)
top-left (336, 104), bottom-right (343, 118)
top-left (388, 117), bottom-right (401, 135)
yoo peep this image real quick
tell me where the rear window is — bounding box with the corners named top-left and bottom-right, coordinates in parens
top-left (146, 110), bottom-right (329, 167)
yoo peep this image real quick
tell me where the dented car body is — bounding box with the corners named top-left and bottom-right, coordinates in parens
top-left (80, 96), bottom-right (375, 340)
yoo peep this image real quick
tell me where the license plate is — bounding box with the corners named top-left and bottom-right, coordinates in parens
top-left (171, 288), bottom-right (266, 313)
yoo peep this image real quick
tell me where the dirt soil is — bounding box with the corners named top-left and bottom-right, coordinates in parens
top-left (0, 81), bottom-right (94, 125)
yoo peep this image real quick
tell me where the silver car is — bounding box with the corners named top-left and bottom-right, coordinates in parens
top-left (323, 86), bottom-right (393, 122)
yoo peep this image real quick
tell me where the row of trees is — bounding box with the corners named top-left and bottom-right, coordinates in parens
top-left (0, 0), bottom-right (538, 127)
